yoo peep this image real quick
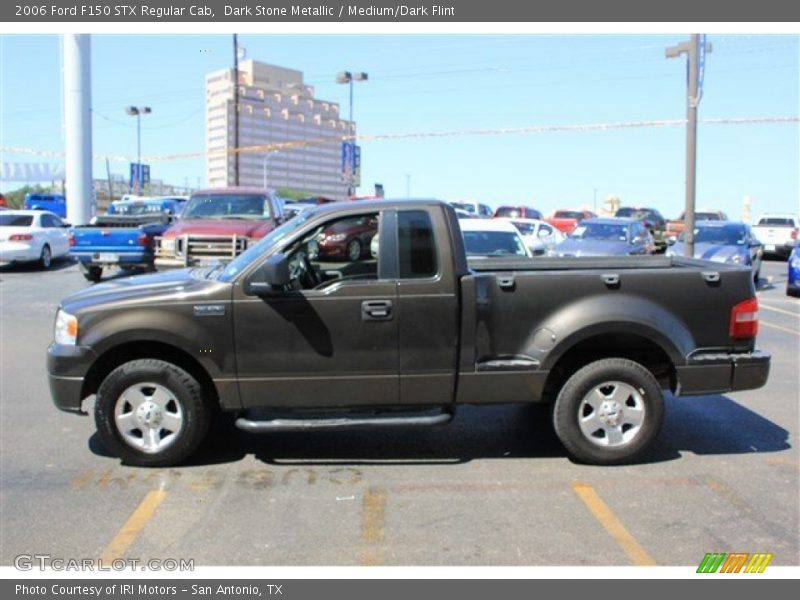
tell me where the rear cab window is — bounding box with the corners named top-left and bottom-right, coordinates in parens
top-left (398, 210), bottom-right (438, 279)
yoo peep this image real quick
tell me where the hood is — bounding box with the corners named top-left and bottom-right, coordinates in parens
top-left (554, 238), bottom-right (633, 257)
top-left (162, 219), bottom-right (274, 239)
top-left (60, 268), bottom-right (228, 313)
top-left (671, 242), bottom-right (748, 264)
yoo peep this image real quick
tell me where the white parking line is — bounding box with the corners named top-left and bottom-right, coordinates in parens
top-left (760, 320), bottom-right (800, 336)
top-left (759, 303), bottom-right (800, 318)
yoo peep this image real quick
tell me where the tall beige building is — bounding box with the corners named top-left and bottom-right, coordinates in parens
top-left (205, 60), bottom-right (354, 199)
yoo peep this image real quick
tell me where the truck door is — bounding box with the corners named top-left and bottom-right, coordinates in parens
top-left (396, 208), bottom-right (460, 405)
top-left (232, 208), bottom-right (399, 409)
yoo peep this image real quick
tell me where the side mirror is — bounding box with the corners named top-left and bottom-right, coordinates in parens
top-left (245, 253), bottom-right (290, 295)
top-left (306, 239), bottom-right (319, 260)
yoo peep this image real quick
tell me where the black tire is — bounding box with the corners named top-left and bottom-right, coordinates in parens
top-left (345, 239), bottom-right (362, 262)
top-left (82, 266), bottom-right (103, 282)
top-left (39, 244), bottom-right (52, 269)
top-left (553, 358), bottom-right (664, 465)
top-left (94, 359), bottom-right (211, 467)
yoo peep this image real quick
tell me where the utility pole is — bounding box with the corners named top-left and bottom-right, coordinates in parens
top-left (666, 34), bottom-right (711, 258)
top-left (233, 34), bottom-right (240, 187)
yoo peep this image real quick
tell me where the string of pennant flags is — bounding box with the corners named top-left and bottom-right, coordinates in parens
top-left (2, 116), bottom-right (797, 164)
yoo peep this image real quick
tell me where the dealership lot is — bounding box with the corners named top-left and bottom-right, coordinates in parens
top-left (0, 259), bottom-right (797, 567)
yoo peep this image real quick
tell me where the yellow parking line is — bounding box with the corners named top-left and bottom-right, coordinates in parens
top-left (98, 489), bottom-right (166, 564)
top-left (759, 303), bottom-right (800, 318)
top-left (572, 482), bottom-right (655, 566)
top-left (760, 320), bottom-right (800, 335)
top-left (359, 487), bottom-right (386, 566)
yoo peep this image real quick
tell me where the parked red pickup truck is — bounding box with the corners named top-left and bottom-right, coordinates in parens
top-left (155, 188), bottom-right (284, 268)
top-left (547, 209), bottom-right (597, 233)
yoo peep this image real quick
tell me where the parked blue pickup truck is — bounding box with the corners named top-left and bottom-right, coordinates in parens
top-left (69, 197), bottom-right (185, 282)
top-left (24, 192), bottom-right (67, 218)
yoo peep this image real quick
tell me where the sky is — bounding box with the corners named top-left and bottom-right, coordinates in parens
top-left (0, 34), bottom-right (798, 219)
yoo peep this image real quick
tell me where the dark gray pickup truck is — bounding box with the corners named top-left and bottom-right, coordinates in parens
top-left (48, 200), bottom-right (770, 467)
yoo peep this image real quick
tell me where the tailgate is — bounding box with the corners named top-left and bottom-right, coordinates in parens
top-left (753, 226), bottom-right (794, 245)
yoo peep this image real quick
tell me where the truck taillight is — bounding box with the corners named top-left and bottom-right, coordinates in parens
top-left (730, 297), bottom-right (758, 340)
top-left (791, 229), bottom-right (797, 241)
top-left (137, 234), bottom-right (148, 247)
top-left (9, 233), bottom-right (33, 241)
top-left (68, 234), bottom-right (75, 247)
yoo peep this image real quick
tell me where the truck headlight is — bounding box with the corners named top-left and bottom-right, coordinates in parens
top-left (161, 238), bottom-right (176, 252)
top-left (54, 309), bottom-right (78, 346)
top-left (726, 254), bottom-right (744, 264)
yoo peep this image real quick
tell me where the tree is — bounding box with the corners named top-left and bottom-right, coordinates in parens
top-left (1, 184), bottom-right (49, 209)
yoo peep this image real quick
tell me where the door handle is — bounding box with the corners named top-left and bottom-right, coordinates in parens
top-left (361, 300), bottom-right (393, 321)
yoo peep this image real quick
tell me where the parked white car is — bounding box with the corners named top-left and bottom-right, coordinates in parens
top-left (501, 217), bottom-right (566, 255)
top-left (0, 210), bottom-right (70, 269)
top-left (459, 218), bottom-right (533, 258)
top-left (752, 213), bottom-right (798, 258)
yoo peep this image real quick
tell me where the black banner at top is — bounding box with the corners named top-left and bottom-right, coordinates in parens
top-left (4, 0), bottom-right (800, 22)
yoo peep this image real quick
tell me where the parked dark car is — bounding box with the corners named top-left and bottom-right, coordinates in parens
top-left (493, 205), bottom-right (543, 220)
top-left (668, 221), bottom-right (763, 284)
top-left (48, 200), bottom-right (769, 468)
top-left (551, 217), bottom-right (655, 257)
top-left (317, 214), bottom-right (378, 261)
top-left (615, 206), bottom-right (667, 251)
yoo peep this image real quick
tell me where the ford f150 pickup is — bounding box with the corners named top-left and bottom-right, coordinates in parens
top-left (48, 200), bottom-right (770, 467)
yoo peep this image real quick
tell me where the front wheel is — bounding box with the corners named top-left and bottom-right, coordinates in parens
top-left (345, 239), bottom-right (362, 262)
top-left (94, 359), bottom-right (211, 467)
top-left (82, 265), bottom-right (103, 282)
top-left (553, 358), bottom-right (664, 465)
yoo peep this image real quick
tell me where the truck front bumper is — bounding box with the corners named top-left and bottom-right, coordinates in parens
top-left (675, 350), bottom-right (771, 396)
top-left (47, 343), bottom-right (97, 413)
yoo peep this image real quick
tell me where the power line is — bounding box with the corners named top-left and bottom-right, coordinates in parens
top-left (3, 115), bottom-right (795, 163)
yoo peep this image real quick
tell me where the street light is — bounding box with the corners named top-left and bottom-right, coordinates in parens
top-left (336, 71), bottom-right (367, 196)
top-left (125, 106), bottom-right (152, 192)
top-left (262, 150), bottom-right (279, 190)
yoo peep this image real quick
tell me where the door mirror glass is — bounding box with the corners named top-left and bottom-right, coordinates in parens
top-left (264, 253), bottom-right (291, 287)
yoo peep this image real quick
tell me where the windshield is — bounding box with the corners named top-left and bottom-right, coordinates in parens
top-left (183, 194), bottom-right (272, 220)
top-left (217, 213), bottom-right (312, 282)
top-left (682, 225), bottom-right (747, 245)
top-left (511, 221), bottom-right (536, 236)
top-left (570, 223), bottom-right (629, 242)
top-left (463, 231), bottom-right (528, 257)
top-left (0, 215), bottom-right (33, 227)
top-left (757, 217), bottom-right (795, 226)
top-left (554, 210), bottom-right (583, 220)
top-left (450, 202), bottom-right (476, 213)
top-left (616, 208), bottom-right (652, 220)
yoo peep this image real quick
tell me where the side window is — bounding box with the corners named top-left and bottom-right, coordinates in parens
top-left (40, 215), bottom-right (54, 228)
top-left (398, 210), bottom-right (437, 279)
top-left (284, 212), bottom-right (379, 290)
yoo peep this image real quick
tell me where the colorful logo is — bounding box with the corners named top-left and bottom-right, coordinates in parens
top-left (697, 552), bottom-right (773, 573)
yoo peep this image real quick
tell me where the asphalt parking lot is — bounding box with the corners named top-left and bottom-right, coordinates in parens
top-left (0, 258), bottom-right (797, 567)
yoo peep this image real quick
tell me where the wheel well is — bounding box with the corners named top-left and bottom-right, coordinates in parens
top-left (81, 341), bottom-right (218, 406)
top-left (543, 332), bottom-right (676, 401)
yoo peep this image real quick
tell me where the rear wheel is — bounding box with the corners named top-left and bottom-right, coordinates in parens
top-left (94, 359), bottom-right (211, 467)
top-left (82, 265), bottom-right (103, 282)
top-left (39, 244), bottom-right (52, 269)
top-left (553, 358), bottom-right (664, 465)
